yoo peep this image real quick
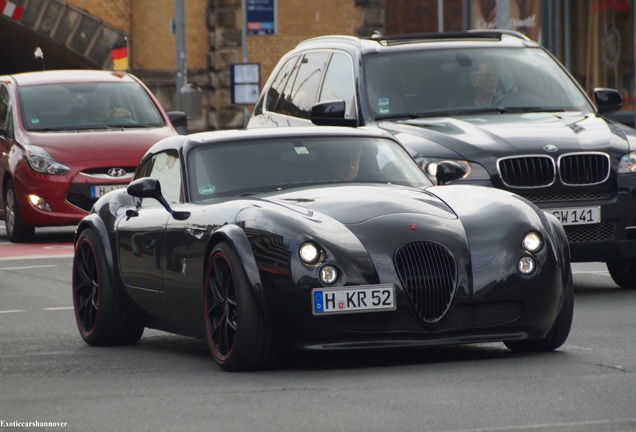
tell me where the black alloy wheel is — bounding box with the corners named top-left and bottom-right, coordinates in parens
top-left (72, 229), bottom-right (144, 346)
top-left (204, 242), bottom-right (279, 371)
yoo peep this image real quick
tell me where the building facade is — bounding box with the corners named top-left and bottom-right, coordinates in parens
top-left (1, 0), bottom-right (634, 130)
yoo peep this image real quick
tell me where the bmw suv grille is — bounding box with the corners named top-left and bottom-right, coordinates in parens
top-left (394, 241), bottom-right (457, 323)
top-left (498, 155), bottom-right (555, 188)
top-left (559, 153), bottom-right (610, 185)
top-left (498, 153), bottom-right (610, 188)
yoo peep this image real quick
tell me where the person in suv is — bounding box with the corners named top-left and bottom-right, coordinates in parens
top-left (248, 30), bottom-right (636, 289)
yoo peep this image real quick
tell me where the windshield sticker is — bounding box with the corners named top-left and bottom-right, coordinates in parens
top-left (294, 146), bottom-right (309, 155)
top-left (378, 98), bottom-right (390, 114)
top-left (31, 117), bottom-right (40, 124)
top-left (199, 184), bottom-right (216, 195)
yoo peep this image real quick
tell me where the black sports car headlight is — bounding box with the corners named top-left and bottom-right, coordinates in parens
top-left (522, 231), bottom-right (543, 253)
top-left (518, 231), bottom-right (543, 276)
top-left (299, 242), bottom-right (323, 265)
top-left (319, 265), bottom-right (339, 285)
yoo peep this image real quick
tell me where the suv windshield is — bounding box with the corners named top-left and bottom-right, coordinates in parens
top-left (363, 47), bottom-right (593, 119)
top-left (19, 82), bottom-right (165, 131)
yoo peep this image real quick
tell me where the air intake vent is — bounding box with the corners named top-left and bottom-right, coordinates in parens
top-left (394, 241), bottom-right (457, 323)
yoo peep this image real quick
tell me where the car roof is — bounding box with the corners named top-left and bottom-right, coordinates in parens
top-left (2, 69), bottom-right (138, 86)
top-left (187, 126), bottom-right (395, 144)
top-left (147, 126), bottom-right (398, 156)
top-left (296, 30), bottom-right (541, 55)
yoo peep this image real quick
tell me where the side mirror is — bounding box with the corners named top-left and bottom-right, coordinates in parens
top-left (436, 161), bottom-right (467, 185)
top-left (311, 100), bottom-right (357, 127)
top-left (167, 111), bottom-right (188, 134)
top-left (594, 88), bottom-right (623, 115)
top-left (127, 177), bottom-right (190, 220)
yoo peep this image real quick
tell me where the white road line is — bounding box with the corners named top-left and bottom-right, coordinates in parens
top-left (0, 310), bottom-right (25, 314)
top-left (0, 264), bottom-right (61, 270)
top-left (0, 254), bottom-right (74, 262)
top-left (572, 270), bottom-right (610, 275)
top-left (42, 307), bottom-right (73, 311)
top-left (437, 418), bottom-right (636, 432)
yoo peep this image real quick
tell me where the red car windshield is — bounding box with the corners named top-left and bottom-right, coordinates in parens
top-left (18, 82), bottom-right (165, 131)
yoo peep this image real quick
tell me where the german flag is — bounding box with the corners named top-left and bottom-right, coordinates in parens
top-left (111, 39), bottom-right (129, 71)
top-left (0, 0), bottom-right (24, 21)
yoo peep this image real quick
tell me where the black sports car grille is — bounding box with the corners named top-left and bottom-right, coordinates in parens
top-left (564, 222), bottom-right (615, 242)
top-left (394, 241), bottom-right (457, 323)
top-left (498, 153), bottom-right (610, 188)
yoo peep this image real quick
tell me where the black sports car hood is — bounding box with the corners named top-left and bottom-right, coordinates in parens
top-left (379, 112), bottom-right (634, 164)
top-left (260, 184), bottom-right (457, 224)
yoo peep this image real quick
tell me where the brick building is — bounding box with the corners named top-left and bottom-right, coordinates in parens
top-left (2, 1), bottom-right (634, 130)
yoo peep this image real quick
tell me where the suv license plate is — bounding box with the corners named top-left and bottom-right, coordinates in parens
top-left (548, 206), bottom-right (601, 226)
top-left (312, 284), bottom-right (396, 315)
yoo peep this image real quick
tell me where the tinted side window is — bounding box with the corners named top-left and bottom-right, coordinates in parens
top-left (285, 52), bottom-right (330, 119)
top-left (319, 52), bottom-right (356, 118)
top-left (266, 55), bottom-right (300, 112)
top-left (0, 85), bottom-right (10, 131)
top-left (141, 150), bottom-right (182, 207)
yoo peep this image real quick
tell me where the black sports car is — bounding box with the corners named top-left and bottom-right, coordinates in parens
top-left (72, 126), bottom-right (573, 371)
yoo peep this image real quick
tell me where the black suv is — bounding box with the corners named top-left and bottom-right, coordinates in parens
top-left (248, 30), bottom-right (636, 288)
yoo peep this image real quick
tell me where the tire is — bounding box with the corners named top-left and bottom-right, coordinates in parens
top-left (505, 272), bottom-right (574, 353)
top-left (4, 179), bottom-right (35, 243)
top-left (72, 229), bottom-right (144, 346)
top-left (606, 259), bottom-right (636, 289)
top-left (204, 242), bottom-right (279, 371)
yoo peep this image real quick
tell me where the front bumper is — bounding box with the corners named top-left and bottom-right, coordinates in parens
top-left (539, 189), bottom-right (636, 262)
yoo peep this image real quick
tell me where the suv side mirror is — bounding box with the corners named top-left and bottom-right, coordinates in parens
top-left (311, 100), bottom-right (357, 127)
top-left (436, 161), bottom-right (467, 185)
top-left (168, 111), bottom-right (188, 134)
top-left (594, 88), bottom-right (623, 115)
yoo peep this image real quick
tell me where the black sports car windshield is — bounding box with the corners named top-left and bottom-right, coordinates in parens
top-left (188, 136), bottom-right (432, 202)
top-left (363, 47), bottom-right (593, 120)
top-left (19, 82), bottom-right (165, 131)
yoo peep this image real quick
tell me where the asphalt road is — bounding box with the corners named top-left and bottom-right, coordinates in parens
top-left (1, 224), bottom-right (635, 432)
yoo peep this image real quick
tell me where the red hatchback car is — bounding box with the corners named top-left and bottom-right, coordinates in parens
top-left (0, 70), bottom-right (186, 242)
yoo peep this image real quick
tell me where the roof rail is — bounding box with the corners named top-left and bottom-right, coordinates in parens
top-left (367, 29), bottom-right (531, 45)
top-left (297, 35), bottom-right (361, 48)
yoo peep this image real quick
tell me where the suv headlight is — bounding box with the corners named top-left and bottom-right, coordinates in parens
top-left (618, 151), bottom-right (636, 173)
top-left (24, 145), bottom-right (70, 175)
top-left (416, 157), bottom-right (490, 182)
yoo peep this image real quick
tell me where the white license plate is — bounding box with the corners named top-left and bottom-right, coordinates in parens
top-left (312, 284), bottom-right (396, 315)
top-left (90, 184), bottom-right (126, 198)
top-left (548, 206), bottom-right (601, 226)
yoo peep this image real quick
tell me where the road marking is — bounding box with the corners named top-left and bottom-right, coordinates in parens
top-left (0, 264), bottom-right (60, 271)
top-left (435, 417), bottom-right (636, 432)
top-left (0, 307), bottom-right (72, 314)
top-left (572, 270), bottom-right (610, 275)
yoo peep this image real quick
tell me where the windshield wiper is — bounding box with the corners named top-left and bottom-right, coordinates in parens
top-left (376, 106), bottom-right (509, 120)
